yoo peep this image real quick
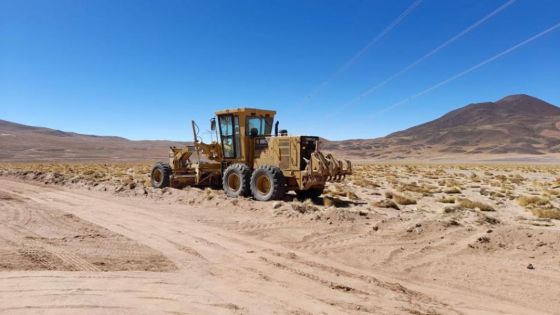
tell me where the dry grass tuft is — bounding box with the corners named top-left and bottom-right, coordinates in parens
top-left (352, 177), bottom-right (380, 189)
top-left (291, 199), bottom-right (319, 214)
top-left (437, 196), bottom-right (456, 204)
top-left (392, 193), bottom-right (417, 205)
top-left (0, 162), bottom-right (152, 190)
top-left (443, 187), bottom-right (461, 194)
top-left (323, 196), bottom-right (335, 207)
top-left (530, 208), bottom-right (560, 219)
top-left (517, 196), bottom-right (560, 219)
top-left (517, 196), bottom-right (551, 208)
top-left (372, 199), bottom-right (400, 210)
top-left (458, 198), bottom-right (495, 212)
top-left (346, 191), bottom-right (360, 200)
top-left (398, 182), bottom-right (438, 196)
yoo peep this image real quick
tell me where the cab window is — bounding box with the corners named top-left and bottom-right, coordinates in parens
top-left (246, 116), bottom-right (273, 136)
top-left (219, 115), bottom-right (240, 158)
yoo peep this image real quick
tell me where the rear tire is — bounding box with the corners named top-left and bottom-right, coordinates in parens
top-left (223, 164), bottom-right (251, 197)
top-left (250, 165), bottom-right (285, 201)
top-left (151, 162), bottom-right (172, 188)
top-left (296, 187), bottom-right (324, 200)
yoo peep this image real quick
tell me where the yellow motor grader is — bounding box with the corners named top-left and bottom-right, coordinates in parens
top-left (151, 108), bottom-right (352, 201)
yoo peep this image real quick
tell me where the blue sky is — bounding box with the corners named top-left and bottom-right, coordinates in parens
top-left (1, 0), bottom-right (559, 141)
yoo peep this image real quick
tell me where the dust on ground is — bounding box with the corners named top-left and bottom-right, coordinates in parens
top-left (0, 162), bottom-right (559, 314)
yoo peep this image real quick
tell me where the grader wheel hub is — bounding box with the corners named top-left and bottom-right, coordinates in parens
top-left (227, 173), bottom-right (241, 192)
top-left (255, 174), bottom-right (272, 195)
top-left (153, 169), bottom-right (162, 183)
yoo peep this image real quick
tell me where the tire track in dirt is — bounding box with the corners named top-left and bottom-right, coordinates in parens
top-left (208, 229), bottom-right (448, 313)
top-left (166, 240), bottom-right (207, 261)
top-left (0, 185), bottom-right (175, 273)
top-left (225, 219), bottom-right (315, 233)
top-left (0, 270), bottom-right (218, 314)
top-left (0, 305), bottom-right (133, 313)
top-left (258, 256), bottom-right (370, 295)
top-left (293, 233), bottom-right (373, 250)
top-left (255, 254), bottom-right (454, 315)
top-left (35, 186), bottom-right (450, 313)
top-left (268, 251), bottom-right (455, 312)
top-left (1, 178), bottom-right (547, 314)
top-left (7, 224), bottom-right (101, 272)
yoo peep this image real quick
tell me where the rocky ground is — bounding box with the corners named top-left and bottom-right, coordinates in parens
top-left (0, 162), bottom-right (559, 314)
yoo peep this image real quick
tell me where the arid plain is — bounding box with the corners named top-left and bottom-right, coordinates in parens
top-left (1, 162), bottom-right (559, 314)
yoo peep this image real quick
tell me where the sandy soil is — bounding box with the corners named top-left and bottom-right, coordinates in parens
top-left (1, 164), bottom-right (560, 314)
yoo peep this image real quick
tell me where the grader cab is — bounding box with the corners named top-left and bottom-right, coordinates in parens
top-left (150, 108), bottom-right (352, 201)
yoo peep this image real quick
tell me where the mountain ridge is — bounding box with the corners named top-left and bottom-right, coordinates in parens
top-left (0, 119), bottom-right (184, 162)
top-left (323, 94), bottom-right (560, 159)
top-left (2, 94), bottom-right (560, 162)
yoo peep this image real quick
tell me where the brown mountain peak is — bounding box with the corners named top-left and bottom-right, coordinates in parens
top-left (324, 94), bottom-right (560, 159)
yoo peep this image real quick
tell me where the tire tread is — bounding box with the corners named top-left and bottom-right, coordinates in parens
top-left (223, 163), bottom-right (251, 197)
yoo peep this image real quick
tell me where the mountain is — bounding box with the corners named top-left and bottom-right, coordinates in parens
top-left (0, 120), bottom-right (184, 162)
top-left (2, 94), bottom-right (559, 162)
top-left (323, 94), bottom-right (560, 160)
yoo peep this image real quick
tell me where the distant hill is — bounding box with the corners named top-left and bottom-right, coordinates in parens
top-left (0, 120), bottom-right (183, 162)
top-left (2, 94), bottom-right (560, 162)
top-left (323, 94), bottom-right (560, 160)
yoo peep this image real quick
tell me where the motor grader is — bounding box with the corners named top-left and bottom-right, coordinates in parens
top-left (150, 108), bottom-right (352, 201)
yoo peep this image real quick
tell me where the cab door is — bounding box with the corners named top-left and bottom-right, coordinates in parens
top-left (218, 114), bottom-right (241, 159)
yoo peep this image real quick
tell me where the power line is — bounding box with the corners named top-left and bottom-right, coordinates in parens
top-left (375, 21), bottom-right (560, 115)
top-left (335, 0), bottom-right (516, 115)
top-left (297, 0), bottom-right (422, 106)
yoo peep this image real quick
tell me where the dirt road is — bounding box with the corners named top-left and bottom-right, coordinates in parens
top-left (0, 178), bottom-right (555, 314)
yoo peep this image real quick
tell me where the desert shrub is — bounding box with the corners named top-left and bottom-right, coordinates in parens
top-left (477, 213), bottom-right (500, 225)
top-left (530, 208), bottom-right (560, 219)
top-left (458, 198), bottom-right (495, 212)
top-left (346, 191), bottom-right (360, 200)
top-left (516, 195), bottom-right (560, 219)
top-left (0, 162), bottom-right (152, 189)
top-left (323, 196), bottom-right (335, 207)
top-left (443, 187), bottom-right (461, 194)
top-left (437, 196), bottom-right (455, 204)
top-left (509, 174), bottom-right (525, 185)
top-left (552, 177), bottom-right (560, 186)
top-left (372, 199), bottom-right (399, 210)
top-left (324, 184), bottom-right (351, 197)
top-left (392, 193), bottom-right (417, 205)
top-left (490, 191), bottom-right (506, 198)
top-left (517, 196), bottom-right (551, 208)
top-left (291, 199), bottom-right (319, 213)
top-left (494, 175), bottom-right (508, 183)
top-left (352, 178), bottom-right (380, 188)
top-left (398, 182), bottom-right (438, 196)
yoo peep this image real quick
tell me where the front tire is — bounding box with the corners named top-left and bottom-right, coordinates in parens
top-left (250, 165), bottom-right (285, 201)
top-left (151, 162), bottom-right (172, 188)
top-left (222, 164), bottom-right (251, 197)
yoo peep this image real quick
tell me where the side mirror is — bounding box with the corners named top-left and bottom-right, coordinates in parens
top-left (210, 118), bottom-right (216, 131)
